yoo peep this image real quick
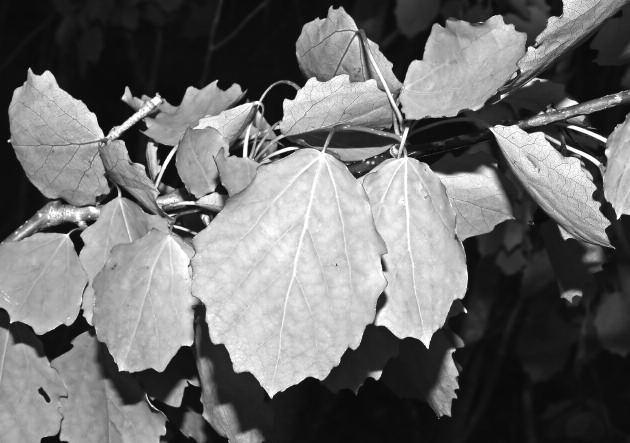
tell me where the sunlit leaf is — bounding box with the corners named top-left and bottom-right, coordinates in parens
top-left (192, 149), bottom-right (386, 395)
top-left (362, 157), bottom-right (467, 345)
top-left (0, 233), bottom-right (86, 334)
top-left (195, 102), bottom-right (257, 144)
top-left (215, 149), bottom-right (259, 196)
top-left (8, 69), bottom-right (109, 205)
top-left (93, 230), bottom-right (195, 372)
top-left (604, 113), bottom-right (630, 218)
top-left (394, 0), bottom-right (440, 38)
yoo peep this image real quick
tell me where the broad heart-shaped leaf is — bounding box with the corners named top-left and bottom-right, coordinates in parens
top-left (0, 233), bottom-right (86, 334)
top-left (175, 127), bottom-right (228, 198)
top-left (0, 311), bottom-right (66, 443)
top-left (79, 196), bottom-right (169, 325)
top-left (591, 5), bottom-right (630, 66)
top-left (280, 76), bottom-right (394, 136)
top-left (143, 81), bottom-right (243, 146)
top-left (8, 69), bottom-right (109, 205)
top-left (400, 15), bottom-right (526, 119)
top-left (215, 149), bottom-right (259, 196)
top-left (491, 125), bottom-right (612, 247)
top-left (433, 151), bottom-right (514, 240)
top-left (192, 148), bottom-right (387, 395)
top-left (195, 102), bottom-right (257, 144)
top-left (362, 157), bottom-right (467, 345)
top-left (99, 140), bottom-right (164, 215)
top-left (395, 0), bottom-right (440, 38)
top-left (511, 0), bottom-right (628, 89)
top-left (604, 113), bottom-right (630, 218)
top-left (51, 332), bottom-right (166, 443)
top-left (93, 230), bottom-right (195, 372)
top-left (296, 6), bottom-right (401, 93)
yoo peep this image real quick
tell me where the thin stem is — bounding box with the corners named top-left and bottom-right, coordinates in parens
top-left (544, 134), bottom-right (602, 168)
top-left (252, 121), bottom-right (280, 159)
top-left (199, 0), bottom-right (224, 87)
top-left (242, 122), bottom-right (253, 158)
top-left (211, 0), bottom-right (269, 52)
top-left (259, 80), bottom-right (300, 104)
top-left (565, 124), bottom-right (608, 144)
top-left (263, 146), bottom-right (299, 161)
top-left (154, 144), bottom-right (178, 187)
top-left (255, 133), bottom-right (287, 161)
top-left (409, 116), bottom-right (485, 138)
top-left (172, 225), bottom-right (198, 236)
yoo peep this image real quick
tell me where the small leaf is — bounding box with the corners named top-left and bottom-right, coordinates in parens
top-left (215, 149), bottom-right (259, 196)
top-left (51, 332), bottom-right (167, 443)
top-left (0, 311), bottom-right (66, 443)
top-left (195, 102), bottom-right (257, 144)
top-left (175, 127), bottom-right (228, 198)
top-left (491, 125), bottom-right (612, 247)
top-left (433, 151), bottom-right (514, 240)
top-left (296, 6), bottom-right (401, 92)
top-left (143, 81), bottom-right (243, 145)
top-left (79, 196), bottom-right (169, 324)
top-left (99, 140), bottom-right (164, 215)
top-left (0, 233), bottom-right (86, 334)
top-left (192, 149), bottom-right (386, 395)
top-left (400, 15), bottom-right (526, 119)
top-left (394, 0), bottom-right (440, 38)
top-left (280, 75), bottom-right (393, 136)
top-left (604, 113), bottom-right (630, 218)
top-left (8, 69), bottom-right (109, 205)
top-left (93, 230), bottom-right (195, 372)
top-left (362, 157), bottom-right (467, 345)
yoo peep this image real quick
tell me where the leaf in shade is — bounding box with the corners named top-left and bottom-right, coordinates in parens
top-left (491, 125), bottom-right (612, 247)
top-left (195, 314), bottom-right (272, 442)
top-left (0, 233), bottom-right (86, 334)
top-left (180, 409), bottom-right (215, 443)
top-left (604, 113), bottom-right (630, 218)
top-left (8, 69), bottom-right (109, 205)
top-left (79, 197), bottom-right (168, 324)
top-left (99, 140), bottom-right (164, 215)
top-left (0, 311), bottom-right (66, 443)
top-left (400, 15), bottom-right (526, 119)
top-left (138, 347), bottom-right (197, 408)
top-left (512, 0), bottom-right (628, 89)
top-left (143, 81), bottom-right (243, 146)
top-left (362, 157), bottom-right (467, 345)
top-left (322, 325), bottom-right (399, 393)
top-left (280, 76), bottom-right (394, 136)
top-left (296, 6), bottom-right (401, 93)
top-left (93, 230), bottom-right (195, 372)
top-left (433, 151), bottom-right (514, 240)
top-left (591, 5), bottom-right (630, 66)
top-left (175, 127), bottom-right (228, 198)
top-left (503, 0), bottom-right (551, 45)
top-left (394, 0), bottom-right (440, 38)
top-left (380, 330), bottom-right (459, 417)
top-left (195, 102), bottom-right (257, 144)
top-left (192, 149), bottom-right (386, 395)
top-left (215, 148), bottom-right (259, 196)
top-left (51, 332), bottom-right (166, 443)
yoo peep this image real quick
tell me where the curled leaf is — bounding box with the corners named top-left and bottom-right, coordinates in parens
top-left (215, 148), bottom-right (259, 196)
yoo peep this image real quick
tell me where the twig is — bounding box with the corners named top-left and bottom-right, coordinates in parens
top-left (211, 0), bottom-right (270, 52)
top-left (105, 94), bottom-right (163, 142)
top-left (199, 0), bottom-right (224, 87)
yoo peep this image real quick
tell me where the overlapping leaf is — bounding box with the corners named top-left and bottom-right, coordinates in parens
top-left (603, 113), bottom-right (630, 218)
top-left (51, 332), bottom-right (166, 443)
top-left (0, 233), bottom-right (86, 334)
top-left (394, 0), bottom-right (440, 38)
top-left (138, 348), bottom-right (197, 408)
top-left (8, 69), bottom-right (109, 205)
top-left (195, 102), bottom-right (257, 144)
top-left (0, 311), bottom-right (66, 443)
top-left (362, 157), bottom-right (467, 345)
top-left (400, 15), bottom-right (526, 119)
top-left (215, 149), bottom-right (259, 196)
top-left (192, 149), bottom-right (386, 395)
top-left (280, 75), bottom-right (393, 136)
top-left (491, 125), bottom-right (612, 247)
top-left (296, 6), bottom-right (401, 92)
top-left (79, 197), bottom-right (168, 324)
top-left (93, 230), bottom-right (195, 372)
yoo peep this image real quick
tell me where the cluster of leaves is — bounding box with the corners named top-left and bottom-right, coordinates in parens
top-left (2, 0), bottom-right (630, 441)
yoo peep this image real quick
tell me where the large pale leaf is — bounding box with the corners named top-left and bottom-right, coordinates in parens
top-left (175, 127), bottom-right (228, 198)
top-left (79, 196), bottom-right (168, 324)
top-left (51, 332), bottom-right (166, 443)
top-left (296, 6), bottom-right (401, 93)
top-left (8, 69), bottom-right (109, 205)
top-left (512, 0), bottom-right (628, 88)
top-left (400, 15), bottom-right (526, 119)
top-left (433, 152), bottom-right (514, 240)
top-left (0, 311), bottom-right (66, 443)
top-left (362, 157), bottom-right (467, 345)
top-left (195, 102), bottom-right (257, 144)
top-left (591, 5), bottom-right (630, 66)
top-left (0, 233), bottom-right (86, 334)
top-left (395, 0), bottom-right (440, 38)
top-left (491, 125), bottom-right (612, 247)
top-left (215, 149), bottom-right (259, 196)
top-left (143, 81), bottom-right (243, 145)
top-left (192, 149), bottom-right (386, 395)
top-left (604, 113), bottom-right (630, 218)
top-left (93, 230), bottom-right (195, 372)
top-left (279, 75), bottom-right (394, 136)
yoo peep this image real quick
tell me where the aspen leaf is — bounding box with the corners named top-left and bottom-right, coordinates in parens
top-left (93, 230), bottom-right (195, 372)
top-left (362, 157), bottom-right (467, 345)
top-left (296, 6), bottom-right (401, 93)
top-left (0, 233), bottom-right (86, 334)
top-left (192, 149), bottom-right (386, 395)
top-left (604, 113), bottom-right (630, 218)
top-left (491, 125), bottom-right (612, 247)
top-left (8, 69), bottom-right (109, 205)
top-left (215, 149), bottom-right (259, 196)
top-left (195, 102), bottom-right (257, 144)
